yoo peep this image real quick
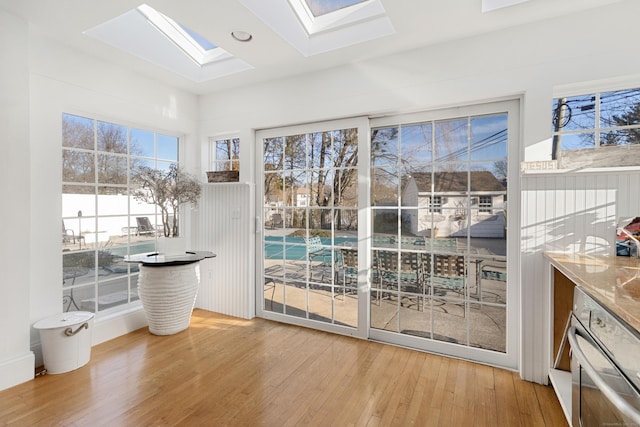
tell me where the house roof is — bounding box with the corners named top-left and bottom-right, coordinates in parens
top-left (410, 171), bottom-right (505, 193)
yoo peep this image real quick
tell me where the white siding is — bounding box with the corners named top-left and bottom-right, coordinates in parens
top-left (520, 169), bottom-right (640, 383)
top-left (194, 183), bottom-right (255, 319)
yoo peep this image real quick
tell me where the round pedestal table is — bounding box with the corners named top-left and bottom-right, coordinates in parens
top-left (124, 251), bottom-right (216, 335)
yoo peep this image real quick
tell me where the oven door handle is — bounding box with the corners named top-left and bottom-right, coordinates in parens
top-left (568, 326), bottom-right (640, 425)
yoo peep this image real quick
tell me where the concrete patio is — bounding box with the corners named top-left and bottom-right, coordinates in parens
top-left (263, 257), bottom-right (507, 353)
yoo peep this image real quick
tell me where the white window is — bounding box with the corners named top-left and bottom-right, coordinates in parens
top-left (62, 113), bottom-right (180, 314)
top-left (479, 195), bottom-right (492, 213)
top-left (428, 195), bottom-right (442, 213)
top-left (552, 87), bottom-right (640, 166)
top-left (302, 0), bottom-right (369, 17)
top-left (209, 137), bottom-right (240, 172)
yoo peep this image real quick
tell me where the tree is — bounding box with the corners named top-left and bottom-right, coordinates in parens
top-left (371, 127), bottom-right (401, 205)
top-left (609, 102), bottom-right (640, 145)
top-left (305, 129), bottom-right (359, 230)
top-left (62, 115), bottom-right (95, 184)
top-left (330, 129), bottom-right (358, 229)
top-left (493, 160), bottom-right (508, 181)
top-left (216, 138), bottom-right (240, 171)
top-left (62, 115), bottom-right (145, 189)
top-left (263, 137), bottom-right (286, 203)
top-left (131, 164), bottom-right (201, 237)
top-left (97, 121), bottom-right (128, 154)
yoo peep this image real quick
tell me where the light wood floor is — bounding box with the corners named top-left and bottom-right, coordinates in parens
top-left (0, 309), bottom-right (567, 426)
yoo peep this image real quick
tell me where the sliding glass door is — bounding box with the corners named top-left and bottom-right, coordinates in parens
top-left (369, 100), bottom-right (518, 368)
top-left (256, 100), bottom-right (519, 368)
top-left (257, 117), bottom-right (369, 337)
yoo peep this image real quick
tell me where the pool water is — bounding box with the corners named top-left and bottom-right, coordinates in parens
top-left (264, 236), bottom-right (355, 260)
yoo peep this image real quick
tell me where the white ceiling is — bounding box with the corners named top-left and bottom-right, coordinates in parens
top-left (0, 0), bottom-right (624, 95)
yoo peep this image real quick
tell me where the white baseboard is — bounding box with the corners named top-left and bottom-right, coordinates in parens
top-left (92, 306), bottom-right (148, 345)
top-left (0, 351), bottom-right (35, 392)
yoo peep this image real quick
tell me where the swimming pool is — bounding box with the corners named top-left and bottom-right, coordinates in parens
top-left (263, 236), bottom-right (356, 260)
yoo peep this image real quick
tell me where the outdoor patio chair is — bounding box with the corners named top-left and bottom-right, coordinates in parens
top-left (62, 221), bottom-right (84, 245)
top-left (374, 250), bottom-right (425, 309)
top-left (399, 251), bottom-right (424, 310)
top-left (400, 236), bottom-right (425, 248)
top-left (423, 253), bottom-right (466, 293)
top-left (136, 217), bottom-right (156, 235)
top-left (305, 236), bottom-right (332, 281)
top-left (62, 266), bottom-right (89, 311)
top-left (431, 238), bottom-right (458, 251)
top-left (374, 250), bottom-right (398, 304)
top-left (339, 248), bottom-right (359, 297)
top-left (373, 234), bottom-right (395, 247)
top-left (270, 213), bottom-right (283, 229)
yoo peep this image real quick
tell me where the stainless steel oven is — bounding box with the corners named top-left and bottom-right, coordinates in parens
top-left (569, 287), bottom-right (640, 426)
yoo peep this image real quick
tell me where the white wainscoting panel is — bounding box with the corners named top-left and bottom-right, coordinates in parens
top-left (193, 183), bottom-right (255, 319)
top-left (520, 169), bottom-right (639, 383)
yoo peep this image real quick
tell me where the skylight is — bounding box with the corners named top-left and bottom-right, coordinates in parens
top-left (84, 4), bottom-right (252, 83)
top-left (303, 0), bottom-right (369, 17)
top-left (178, 24), bottom-right (217, 51)
top-left (288, 0), bottom-right (385, 36)
top-left (240, 0), bottom-right (394, 57)
top-left (135, 4), bottom-right (224, 66)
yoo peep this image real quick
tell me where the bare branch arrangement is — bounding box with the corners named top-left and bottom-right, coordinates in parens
top-left (131, 164), bottom-right (201, 237)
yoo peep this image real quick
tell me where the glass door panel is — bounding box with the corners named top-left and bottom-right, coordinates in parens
top-left (369, 101), bottom-right (517, 369)
top-left (257, 102), bottom-right (517, 369)
top-left (259, 120), bottom-right (361, 333)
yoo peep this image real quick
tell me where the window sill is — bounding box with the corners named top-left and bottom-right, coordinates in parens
top-left (521, 165), bottom-right (640, 176)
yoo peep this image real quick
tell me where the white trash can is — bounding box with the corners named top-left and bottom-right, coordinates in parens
top-left (33, 311), bottom-right (95, 374)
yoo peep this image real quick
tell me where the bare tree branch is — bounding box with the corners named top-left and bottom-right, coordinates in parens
top-left (131, 164), bottom-right (201, 237)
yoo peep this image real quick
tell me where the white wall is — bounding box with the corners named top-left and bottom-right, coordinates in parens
top-left (198, 0), bottom-right (640, 383)
top-left (21, 31), bottom-right (200, 380)
top-left (194, 183), bottom-right (255, 320)
top-left (0, 10), bottom-right (35, 391)
top-left (521, 169), bottom-right (640, 384)
top-left (2, 0), bottom-right (639, 391)
top-left (200, 1), bottom-right (640, 152)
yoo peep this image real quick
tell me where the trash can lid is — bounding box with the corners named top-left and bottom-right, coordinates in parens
top-left (33, 311), bottom-right (95, 330)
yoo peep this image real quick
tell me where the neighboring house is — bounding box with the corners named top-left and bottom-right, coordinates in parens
top-left (296, 187), bottom-right (310, 207)
top-left (402, 171), bottom-right (507, 238)
top-left (263, 195), bottom-right (284, 225)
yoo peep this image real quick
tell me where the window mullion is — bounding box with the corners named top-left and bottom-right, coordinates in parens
top-left (595, 92), bottom-right (601, 148)
top-left (62, 112), bottom-right (180, 314)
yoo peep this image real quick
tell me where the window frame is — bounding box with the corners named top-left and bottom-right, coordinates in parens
top-left (369, 99), bottom-right (520, 370)
top-left (478, 195), bottom-right (493, 213)
top-left (62, 112), bottom-right (182, 315)
top-left (209, 136), bottom-right (240, 172)
top-left (288, 0), bottom-right (384, 34)
top-left (551, 81), bottom-right (640, 167)
top-left (428, 195), bottom-right (443, 214)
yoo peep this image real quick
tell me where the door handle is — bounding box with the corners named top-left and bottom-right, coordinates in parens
top-left (568, 326), bottom-right (640, 424)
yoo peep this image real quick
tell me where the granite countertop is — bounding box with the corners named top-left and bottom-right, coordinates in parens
top-left (544, 252), bottom-right (640, 332)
